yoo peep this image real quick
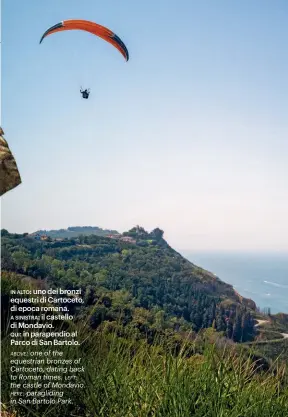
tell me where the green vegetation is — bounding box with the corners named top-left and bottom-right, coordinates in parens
top-left (1, 227), bottom-right (288, 416)
top-left (253, 339), bottom-right (288, 363)
top-left (1, 228), bottom-right (257, 343)
top-left (2, 326), bottom-right (288, 417)
top-left (30, 226), bottom-right (119, 239)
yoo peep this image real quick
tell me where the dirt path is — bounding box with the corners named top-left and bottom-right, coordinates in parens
top-left (251, 319), bottom-right (288, 344)
top-left (254, 319), bottom-right (269, 327)
top-left (255, 320), bottom-right (288, 338)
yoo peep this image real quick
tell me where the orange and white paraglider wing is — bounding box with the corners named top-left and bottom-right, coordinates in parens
top-left (40, 19), bottom-right (129, 61)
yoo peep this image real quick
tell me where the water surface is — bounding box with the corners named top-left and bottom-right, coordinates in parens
top-left (182, 251), bottom-right (288, 314)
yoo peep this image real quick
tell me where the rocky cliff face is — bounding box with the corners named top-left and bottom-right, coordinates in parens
top-left (0, 127), bottom-right (22, 196)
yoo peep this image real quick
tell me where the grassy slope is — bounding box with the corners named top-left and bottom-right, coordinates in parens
top-left (1, 317), bottom-right (288, 417)
top-left (1, 229), bottom-right (288, 416)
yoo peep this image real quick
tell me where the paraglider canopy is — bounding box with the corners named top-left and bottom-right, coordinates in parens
top-left (39, 19), bottom-right (129, 61)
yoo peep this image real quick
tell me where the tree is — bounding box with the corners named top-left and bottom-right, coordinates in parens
top-left (84, 286), bottom-right (96, 305)
top-left (102, 295), bottom-right (112, 308)
top-left (150, 228), bottom-right (164, 241)
top-left (226, 320), bottom-right (233, 339)
top-left (154, 310), bottom-right (165, 330)
top-left (232, 309), bottom-right (242, 342)
top-left (90, 307), bottom-right (107, 329)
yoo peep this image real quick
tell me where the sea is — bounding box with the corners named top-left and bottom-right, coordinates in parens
top-left (182, 252), bottom-right (288, 314)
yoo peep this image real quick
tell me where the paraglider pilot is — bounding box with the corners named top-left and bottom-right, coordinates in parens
top-left (80, 88), bottom-right (90, 99)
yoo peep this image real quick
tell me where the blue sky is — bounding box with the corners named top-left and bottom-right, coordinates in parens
top-left (1, 0), bottom-right (288, 252)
